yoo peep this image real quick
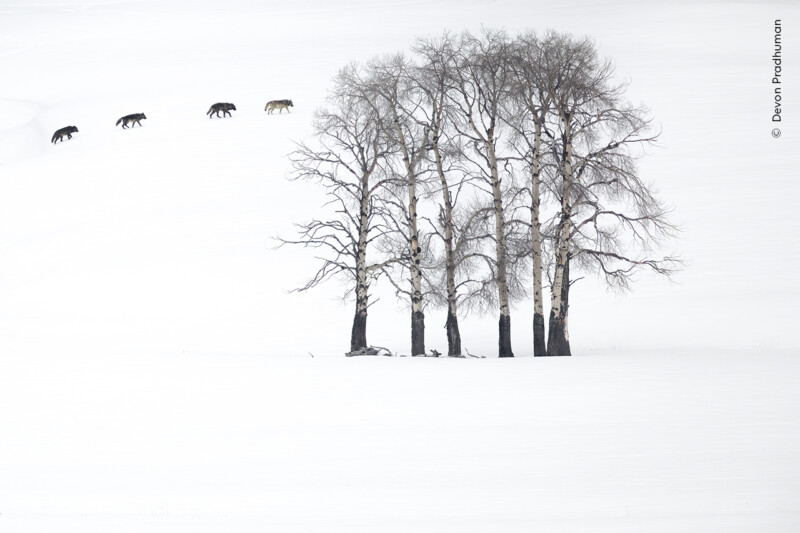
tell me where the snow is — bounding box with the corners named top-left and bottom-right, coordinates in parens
top-left (1, 0), bottom-right (799, 530)
top-left (2, 350), bottom-right (800, 531)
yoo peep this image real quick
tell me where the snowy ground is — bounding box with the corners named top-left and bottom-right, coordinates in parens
top-left (2, 350), bottom-right (799, 532)
top-left (1, 0), bottom-right (799, 531)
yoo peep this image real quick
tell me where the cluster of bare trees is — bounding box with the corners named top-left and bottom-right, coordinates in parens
top-left (281, 29), bottom-right (678, 357)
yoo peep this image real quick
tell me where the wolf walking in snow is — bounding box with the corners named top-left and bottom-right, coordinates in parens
top-left (207, 102), bottom-right (236, 118)
top-left (265, 99), bottom-right (293, 114)
top-left (51, 126), bottom-right (79, 144)
top-left (116, 113), bottom-right (147, 128)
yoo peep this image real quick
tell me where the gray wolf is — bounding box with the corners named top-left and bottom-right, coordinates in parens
top-left (207, 102), bottom-right (236, 118)
top-left (116, 113), bottom-right (147, 128)
top-left (51, 126), bottom-right (79, 144)
top-left (265, 99), bottom-right (293, 114)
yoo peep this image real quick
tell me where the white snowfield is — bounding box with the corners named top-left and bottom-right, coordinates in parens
top-left (2, 351), bottom-right (799, 532)
top-left (1, 0), bottom-right (798, 531)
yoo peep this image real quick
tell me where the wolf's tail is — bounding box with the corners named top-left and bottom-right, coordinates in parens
top-left (51, 133), bottom-right (57, 143)
top-left (207, 107), bottom-right (214, 116)
top-left (116, 118), bottom-right (122, 126)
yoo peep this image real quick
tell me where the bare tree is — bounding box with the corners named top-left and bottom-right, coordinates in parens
top-left (283, 28), bottom-right (678, 358)
top-left (446, 29), bottom-right (520, 357)
top-left (542, 32), bottom-right (680, 356)
top-left (357, 54), bottom-right (433, 356)
top-left (411, 34), bottom-right (467, 356)
top-left (506, 30), bottom-right (557, 356)
top-left (280, 65), bottom-right (397, 352)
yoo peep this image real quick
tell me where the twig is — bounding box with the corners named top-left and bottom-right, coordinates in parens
top-left (464, 348), bottom-right (486, 359)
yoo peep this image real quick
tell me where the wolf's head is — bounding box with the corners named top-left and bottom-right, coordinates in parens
top-left (229, 104), bottom-right (237, 111)
top-left (69, 126), bottom-right (79, 133)
top-left (140, 113), bottom-right (147, 119)
top-left (288, 100), bottom-right (294, 106)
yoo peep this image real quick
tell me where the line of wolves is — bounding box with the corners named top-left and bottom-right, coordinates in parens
top-left (50, 100), bottom-right (294, 144)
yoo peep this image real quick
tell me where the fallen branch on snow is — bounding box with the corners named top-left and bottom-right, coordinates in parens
top-left (464, 348), bottom-right (486, 359)
top-left (345, 346), bottom-right (394, 357)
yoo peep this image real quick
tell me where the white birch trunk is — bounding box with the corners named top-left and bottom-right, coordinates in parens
top-left (350, 172), bottom-right (370, 352)
top-left (393, 116), bottom-right (425, 356)
top-left (547, 113), bottom-right (573, 356)
top-left (433, 140), bottom-right (461, 356)
top-left (486, 131), bottom-right (513, 358)
top-left (530, 121), bottom-right (546, 356)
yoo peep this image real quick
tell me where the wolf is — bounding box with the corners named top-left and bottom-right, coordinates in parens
top-left (116, 113), bottom-right (147, 128)
top-left (51, 126), bottom-right (79, 144)
top-left (265, 99), bottom-right (293, 114)
top-left (207, 102), bottom-right (236, 118)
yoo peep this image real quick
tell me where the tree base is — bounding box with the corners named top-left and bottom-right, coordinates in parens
top-left (533, 312), bottom-right (546, 356)
top-left (498, 314), bottom-right (514, 357)
top-left (411, 310), bottom-right (425, 356)
top-left (350, 312), bottom-right (367, 353)
top-left (446, 310), bottom-right (462, 357)
top-left (546, 315), bottom-right (571, 356)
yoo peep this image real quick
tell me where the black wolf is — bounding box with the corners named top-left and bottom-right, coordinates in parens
top-left (51, 126), bottom-right (79, 144)
top-left (207, 102), bottom-right (236, 118)
top-left (116, 113), bottom-right (147, 128)
top-left (265, 99), bottom-right (293, 114)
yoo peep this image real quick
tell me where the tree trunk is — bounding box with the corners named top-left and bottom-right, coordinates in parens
top-left (351, 249), bottom-right (369, 352)
top-left (350, 307), bottom-right (368, 352)
top-left (533, 312), bottom-right (546, 356)
top-left (411, 310), bottom-right (425, 356)
top-left (433, 139), bottom-right (462, 357)
top-left (395, 116), bottom-right (425, 357)
top-left (530, 121), bottom-right (546, 356)
top-left (546, 255), bottom-right (571, 356)
top-left (445, 308), bottom-right (461, 356)
top-left (351, 170), bottom-right (371, 353)
top-left (487, 136), bottom-right (513, 358)
top-left (407, 182), bottom-right (425, 356)
top-left (547, 117), bottom-right (573, 356)
top-left (498, 313), bottom-right (513, 358)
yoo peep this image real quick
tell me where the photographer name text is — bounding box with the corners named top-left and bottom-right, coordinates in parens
top-left (772, 19), bottom-right (783, 125)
